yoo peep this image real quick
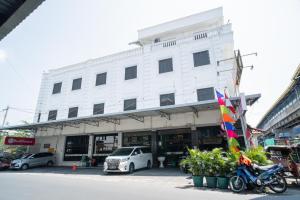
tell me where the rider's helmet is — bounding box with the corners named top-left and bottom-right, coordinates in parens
top-left (239, 154), bottom-right (252, 166)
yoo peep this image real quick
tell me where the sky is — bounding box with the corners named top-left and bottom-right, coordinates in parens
top-left (0, 0), bottom-right (299, 127)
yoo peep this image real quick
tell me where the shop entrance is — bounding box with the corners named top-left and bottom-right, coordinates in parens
top-left (157, 128), bottom-right (192, 167)
top-left (92, 133), bottom-right (118, 164)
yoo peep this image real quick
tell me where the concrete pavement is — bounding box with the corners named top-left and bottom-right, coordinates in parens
top-left (0, 167), bottom-right (299, 200)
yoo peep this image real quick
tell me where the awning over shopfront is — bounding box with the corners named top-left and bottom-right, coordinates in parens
top-left (0, 94), bottom-right (260, 131)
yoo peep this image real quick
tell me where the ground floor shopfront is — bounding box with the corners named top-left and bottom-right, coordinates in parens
top-left (37, 126), bottom-right (228, 167)
top-left (30, 108), bottom-right (234, 166)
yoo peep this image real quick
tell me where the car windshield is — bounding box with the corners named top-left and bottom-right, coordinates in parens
top-left (110, 148), bottom-right (134, 156)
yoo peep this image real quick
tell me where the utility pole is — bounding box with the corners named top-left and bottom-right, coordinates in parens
top-left (1, 106), bottom-right (9, 127)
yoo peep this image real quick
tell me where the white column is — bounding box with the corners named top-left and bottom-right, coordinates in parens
top-left (118, 132), bottom-right (122, 148)
top-left (88, 135), bottom-right (94, 158)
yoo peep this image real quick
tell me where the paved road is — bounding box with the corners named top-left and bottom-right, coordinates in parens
top-left (0, 168), bottom-right (299, 200)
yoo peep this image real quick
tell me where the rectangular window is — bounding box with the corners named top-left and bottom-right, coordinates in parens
top-left (52, 82), bottom-right (62, 94)
top-left (193, 50), bottom-right (210, 67)
top-left (64, 136), bottom-right (89, 161)
top-left (72, 78), bottom-right (82, 90)
top-left (124, 98), bottom-right (136, 111)
top-left (123, 132), bottom-right (152, 147)
top-left (93, 103), bottom-right (104, 115)
top-left (159, 58), bottom-right (173, 73)
top-left (68, 107), bottom-right (78, 118)
top-left (93, 134), bottom-right (118, 154)
top-left (48, 110), bottom-right (57, 121)
top-left (160, 93), bottom-right (175, 106)
top-left (197, 87), bottom-right (215, 101)
top-left (96, 72), bottom-right (106, 86)
top-left (125, 66), bottom-right (137, 80)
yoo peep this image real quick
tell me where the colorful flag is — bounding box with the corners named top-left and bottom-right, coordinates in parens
top-left (223, 113), bottom-right (235, 123)
top-left (216, 90), bottom-right (240, 153)
top-left (227, 130), bottom-right (238, 138)
top-left (225, 92), bottom-right (236, 114)
top-left (220, 105), bottom-right (230, 115)
top-left (224, 122), bottom-right (235, 131)
top-left (218, 98), bottom-right (225, 105)
top-left (216, 91), bottom-right (224, 99)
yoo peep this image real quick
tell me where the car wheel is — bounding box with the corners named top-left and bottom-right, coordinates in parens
top-left (147, 160), bottom-right (151, 169)
top-left (47, 161), bottom-right (54, 167)
top-left (129, 163), bottom-right (135, 174)
top-left (21, 164), bottom-right (29, 170)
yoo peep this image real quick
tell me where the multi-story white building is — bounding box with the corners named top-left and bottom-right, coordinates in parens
top-left (2, 7), bottom-right (260, 166)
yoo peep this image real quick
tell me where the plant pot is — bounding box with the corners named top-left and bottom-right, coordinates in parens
top-left (192, 176), bottom-right (204, 187)
top-left (217, 177), bottom-right (229, 189)
top-left (206, 176), bottom-right (217, 188)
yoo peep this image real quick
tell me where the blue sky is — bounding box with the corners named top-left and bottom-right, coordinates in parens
top-left (0, 0), bottom-right (299, 126)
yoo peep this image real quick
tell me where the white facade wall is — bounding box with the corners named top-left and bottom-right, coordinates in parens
top-left (34, 9), bottom-right (236, 123)
top-left (31, 8), bottom-right (238, 165)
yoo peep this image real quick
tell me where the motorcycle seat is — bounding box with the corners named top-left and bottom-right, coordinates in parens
top-left (252, 164), bottom-right (276, 171)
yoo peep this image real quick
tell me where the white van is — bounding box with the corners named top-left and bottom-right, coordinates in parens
top-left (103, 146), bottom-right (153, 173)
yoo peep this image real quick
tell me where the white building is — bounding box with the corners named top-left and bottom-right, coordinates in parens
top-left (2, 7), bottom-right (260, 166)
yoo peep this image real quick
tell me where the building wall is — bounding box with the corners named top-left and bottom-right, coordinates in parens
top-left (33, 15), bottom-right (235, 123)
top-left (31, 8), bottom-right (237, 166)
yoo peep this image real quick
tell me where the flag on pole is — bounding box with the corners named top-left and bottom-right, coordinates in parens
top-left (224, 92), bottom-right (236, 114)
top-left (216, 89), bottom-right (240, 153)
top-left (223, 113), bottom-right (235, 123)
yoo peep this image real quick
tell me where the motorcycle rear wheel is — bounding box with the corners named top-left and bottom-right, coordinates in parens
top-left (229, 176), bottom-right (246, 193)
top-left (269, 175), bottom-right (287, 193)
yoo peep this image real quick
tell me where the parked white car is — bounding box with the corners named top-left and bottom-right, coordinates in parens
top-left (104, 146), bottom-right (153, 173)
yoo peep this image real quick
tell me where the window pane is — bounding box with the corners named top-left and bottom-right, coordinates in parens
top-left (96, 72), bottom-right (106, 86)
top-left (72, 78), bottom-right (82, 90)
top-left (125, 66), bottom-right (137, 80)
top-left (197, 87), bottom-right (215, 101)
top-left (93, 134), bottom-right (118, 154)
top-left (124, 98), bottom-right (136, 111)
top-left (48, 110), bottom-right (57, 121)
top-left (68, 107), bottom-right (78, 118)
top-left (52, 82), bottom-right (62, 94)
top-left (193, 50), bottom-right (210, 67)
top-left (64, 135), bottom-right (89, 161)
top-left (159, 58), bottom-right (173, 73)
top-left (93, 103), bottom-right (104, 115)
top-left (123, 133), bottom-right (152, 147)
top-left (160, 93), bottom-right (175, 106)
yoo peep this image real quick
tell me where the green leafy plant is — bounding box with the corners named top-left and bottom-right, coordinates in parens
top-left (180, 148), bottom-right (205, 176)
top-left (244, 146), bottom-right (272, 165)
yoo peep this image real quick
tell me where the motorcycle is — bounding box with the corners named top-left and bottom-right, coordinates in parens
top-left (229, 154), bottom-right (287, 193)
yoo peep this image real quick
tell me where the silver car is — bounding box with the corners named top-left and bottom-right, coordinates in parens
top-left (10, 152), bottom-right (55, 170)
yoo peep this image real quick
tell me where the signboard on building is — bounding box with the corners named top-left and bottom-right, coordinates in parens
top-left (4, 137), bottom-right (35, 146)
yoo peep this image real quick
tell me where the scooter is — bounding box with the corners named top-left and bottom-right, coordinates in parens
top-left (229, 154), bottom-right (287, 193)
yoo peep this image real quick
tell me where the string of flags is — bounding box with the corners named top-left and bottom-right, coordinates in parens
top-left (216, 90), bottom-right (240, 153)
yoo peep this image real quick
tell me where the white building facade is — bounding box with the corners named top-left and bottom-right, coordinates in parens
top-left (4, 8), bottom-right (259, 166)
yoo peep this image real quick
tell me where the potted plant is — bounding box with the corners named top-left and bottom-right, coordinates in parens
top-left (180, 148), bottom-right (205, 187)
top-left (217, 151), bottom-right (237, 189)
top-left (204, 149), bottom-right (219, 188)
